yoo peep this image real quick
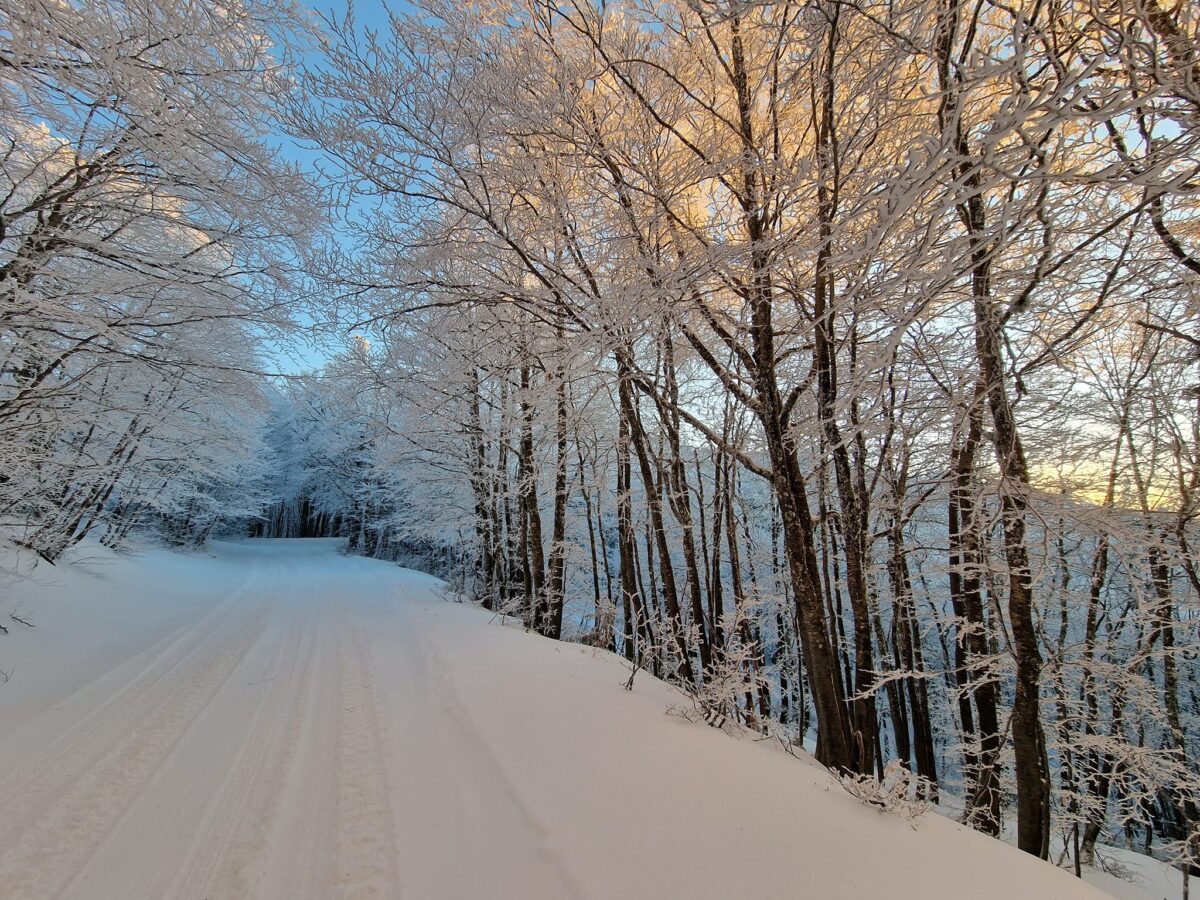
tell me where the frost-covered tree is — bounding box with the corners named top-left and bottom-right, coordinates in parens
top-left (0, 0), bottom-right (317, 556)
top-left (285, 0), bottom-right (1200, 876)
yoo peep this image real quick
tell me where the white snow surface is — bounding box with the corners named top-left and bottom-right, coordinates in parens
top-left (0, 537), bottom-right (1162, 899)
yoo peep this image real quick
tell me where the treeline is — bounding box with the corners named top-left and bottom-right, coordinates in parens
top-left (284, 0), bottom-right (1200, 873)
top-left (252, 382), bottom-right (468, 578)
top-left (0, 0), bottom-right (311, 560)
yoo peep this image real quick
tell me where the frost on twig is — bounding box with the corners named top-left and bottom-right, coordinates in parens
top-left (839, 760), bottom-right (933, 824)
top-left (667, 615), bottom-right (771, 735)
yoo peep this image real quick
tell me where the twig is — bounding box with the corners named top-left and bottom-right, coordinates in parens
top-left (624, 656), bottom-right (642, 691)
top-left (10, 613), bottom-right (34, 628)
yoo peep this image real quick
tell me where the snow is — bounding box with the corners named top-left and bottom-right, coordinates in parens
top-left (1078, 845), bottom-right (1186, 900)
top-left (0, 538), bottom-right (1171, 899)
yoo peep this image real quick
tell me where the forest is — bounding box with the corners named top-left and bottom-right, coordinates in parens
top-left (2, 0), bottom-right (1198, 885)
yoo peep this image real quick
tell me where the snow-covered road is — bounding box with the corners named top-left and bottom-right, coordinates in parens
top-left (0, 540), bottom-right (1127, 899)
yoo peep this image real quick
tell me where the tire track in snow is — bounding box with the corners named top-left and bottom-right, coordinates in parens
top-left (0, 593), bottom-right (270, 898)
top-left (260, 619), bottom-right (342, 900)
top-left (163, 602), bottom-right (319, 900)
top-left (0, 586), bottom-right (246, 825)
top-left (332, 610), bottom-right (403, 899)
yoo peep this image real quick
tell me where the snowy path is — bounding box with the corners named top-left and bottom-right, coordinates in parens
top-left (0, 540), bottom-right (1124, 899)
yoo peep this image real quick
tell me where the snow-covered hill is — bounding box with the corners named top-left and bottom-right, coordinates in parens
top-left (0, 539), bottom-right (1171, 899)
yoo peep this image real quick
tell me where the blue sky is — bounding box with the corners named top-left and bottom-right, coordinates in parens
top-left (269, 0), bottom-right (399, 377)
top-left (308, 0), bottom-right (395, 34)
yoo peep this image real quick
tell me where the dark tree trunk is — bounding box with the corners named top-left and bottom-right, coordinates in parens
top-left (517, 364), bottom-right (546, 624)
